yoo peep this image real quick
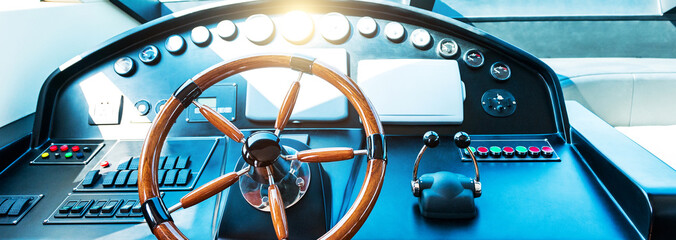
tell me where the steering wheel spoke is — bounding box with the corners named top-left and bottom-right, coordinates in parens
top-left (283, 147), bottom-right (367, 162)
top-left (169, 165), bottom-right (250, 213)
top-left (193, 100), bottom-right (245, 143)
top-left (267, 167), bottom-right (289, 240)
top-left (274, 71), bottom-right (304, 135)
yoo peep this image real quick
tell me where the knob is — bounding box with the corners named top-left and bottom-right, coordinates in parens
top-left (423, 131), bottom-right (440, 148)
top-left (453, 131), bottom-right (471, 149)
top-left (242, 131), bottom-right (281, 167)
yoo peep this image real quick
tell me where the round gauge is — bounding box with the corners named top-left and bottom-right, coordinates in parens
top-left (113, 57), bottom-right (135, 76)
top-left (134, 100), bottom-right (151, 116)
top-left (244, 14), bottom-right (275, 44)
top-left (138, 45), bottom-right (160, 65)
top-left (490, 62), bottom-right (511, 81)
top-left (280, 11), bottom-right (314, 44)
top-left (319, 12), bottom-right (351, 43)
top-left (463, 49), bottom-right (484, 68)
top-left (191, 26), bottom-right (212, 46)
top-left (384, 22), bottom-right (405, 42)
top-left (165, 34), bottom-right (185, 54)
top-left (357, 16), bottom-right (377, 37)
top-left (410, 29), bottom-right (431, 49)
top-left (216, 20), bottom-right (238, 40)
top-left (437, 38), bottom-right (459, 58)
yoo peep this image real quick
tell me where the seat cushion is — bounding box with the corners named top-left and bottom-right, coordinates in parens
top-left (616, 125), bottom-right (676, 170)
top-left (543, 58), bottom-right (676, 127)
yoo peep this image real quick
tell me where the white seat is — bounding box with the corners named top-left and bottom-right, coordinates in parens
top-left (615, 125), bottom-right (676, 170)
top-left (545, 58), bottom-right (676, 170)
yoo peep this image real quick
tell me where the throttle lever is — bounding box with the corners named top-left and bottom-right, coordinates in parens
top-left (411, 131), bottom-right (439, 197)
top-left (411, 131), bottom-right (482, 219)
top-left (454, 131), bottom-right (482, 197)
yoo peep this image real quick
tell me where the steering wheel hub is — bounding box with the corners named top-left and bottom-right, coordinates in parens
top-left (242, 131), bottom-right (282, 167)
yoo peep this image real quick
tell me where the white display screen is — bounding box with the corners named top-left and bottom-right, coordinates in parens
top-left (357, 59), bottom-right (464, 124)
top-left (197, 97), bottom-right (217, 108)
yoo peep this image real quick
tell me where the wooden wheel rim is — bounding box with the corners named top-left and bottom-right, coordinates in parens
top-left (139, 54), bottom-right (386, 240)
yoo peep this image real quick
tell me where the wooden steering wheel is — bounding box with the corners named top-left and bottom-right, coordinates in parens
top-left (138, 54), bottom-right (387, 240)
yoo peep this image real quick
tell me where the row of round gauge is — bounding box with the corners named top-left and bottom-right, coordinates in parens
top-left (113, 11), bottom-right (512, 81)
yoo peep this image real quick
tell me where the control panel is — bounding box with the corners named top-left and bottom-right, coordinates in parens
top-left (3, 0), bottom-right (661, 239)
top-left (460, 139), bottom-right (559, 162)
top-left (0, 195), bottom-right (43, 225)
top-left (0, 1), bottom-right (591, 240)
top-left (31, 142), bottom-right (104, 165)
top-left (45, 193), bottom-right (163, 224)
top-left (74, 138), bottom-right (218, 192)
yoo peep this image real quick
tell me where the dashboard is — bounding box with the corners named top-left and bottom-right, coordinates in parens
top-left (38, 0), bottom-right (563, 140)
top-left (0, 0), bottom-right (674, 239)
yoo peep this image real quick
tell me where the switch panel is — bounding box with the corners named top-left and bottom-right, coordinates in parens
top-left (460, 139), bottom-right (559, 162)
top-left (31, 142), bottom-right (104, 165)
top-left (74, 138), bottom-right (216, 192)
top-left (0, 195), bottom-right (43, 225)
top-left (45, 193), bottom-right (163, 224)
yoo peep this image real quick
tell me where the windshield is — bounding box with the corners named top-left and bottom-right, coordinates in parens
top-left (427, 0), bottom-right (662, 18)
top-left (392, 0), bottom-right (676, 58)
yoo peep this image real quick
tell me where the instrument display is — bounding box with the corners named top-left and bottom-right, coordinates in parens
top-left (357, 59), bottom-right (464, 124)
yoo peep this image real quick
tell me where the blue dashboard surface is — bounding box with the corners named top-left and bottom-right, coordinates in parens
top-left (354, 135), bottom-right (638, 239)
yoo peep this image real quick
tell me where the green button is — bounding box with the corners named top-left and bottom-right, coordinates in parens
top-left (65, 152), bottom-right (73, 158)
top-left (515, 146), bottom-right (527, 152)
top-left (464, 147), bottom-right (477, 156)
top-left (489, 146), bottom-right (501, 153)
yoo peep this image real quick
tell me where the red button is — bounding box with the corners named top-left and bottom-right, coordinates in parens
top-left (503, 146), bottom-right (514, 153)
top-left (100, 161), bottom-right (110, 168)
top-left (59, 145), bottom-right (69, 152)
top-left (72, 146), bottom-right (80, 152)
top-left (477, 147), bottom-right (489, 153)
top-left (528, 146), bottom-right (541, 157)
top-left (502, 146), bottom-right (515, 157)
top-left (49, 145), bottom-right (58, 152)
top-left (541, 146), bottom-right (554, 158)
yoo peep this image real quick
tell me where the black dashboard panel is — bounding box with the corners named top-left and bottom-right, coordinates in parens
top-left (34, 0), bottom-right (566, 146)
top-left (4, 0), bottom-right (674, 240)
